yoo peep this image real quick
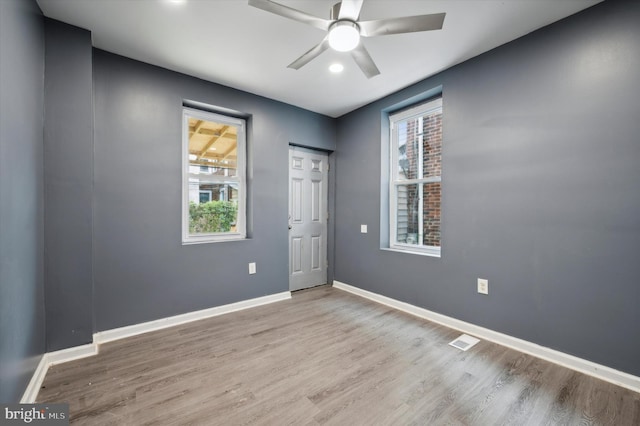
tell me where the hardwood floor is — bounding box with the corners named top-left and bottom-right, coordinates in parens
top-left (38, 285), bottom-right (640, 425)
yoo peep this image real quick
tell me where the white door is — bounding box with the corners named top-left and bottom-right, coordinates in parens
top-left (289, 146), bottom-right (328, 291)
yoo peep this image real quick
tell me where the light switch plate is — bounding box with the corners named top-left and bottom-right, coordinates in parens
top-left (249, 262), bottom-right (256, 274)
top-left (361, 224), bottom-right (368, 233)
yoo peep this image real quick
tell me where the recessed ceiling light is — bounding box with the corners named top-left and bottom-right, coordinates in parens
top-left (329, 63), bottom-right (344, 73)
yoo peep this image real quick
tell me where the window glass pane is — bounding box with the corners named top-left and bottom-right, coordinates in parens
top-left (199, 191), bottom-right (212, 203)
top-left (189, 182), bottom-right (239, 234)
top-left (395, 183), bottom-right (419, 244)
top-left (422, 182), bottom-right (441, 247)
top-left (395, 182), bottom-right (441, 247)
top-left (188, 117), bottom-right (238, 177)
top-left (396, 110), bottom-right (442, 180)
top-left (422, 111), bottom-right (442, 179)
top-left (396, 119), bottom-right (420, 180)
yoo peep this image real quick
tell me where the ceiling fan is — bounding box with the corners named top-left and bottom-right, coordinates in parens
top-left (248, 0), bottom-right (445, 79)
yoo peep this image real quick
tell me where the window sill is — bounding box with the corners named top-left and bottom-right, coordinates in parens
top-left (182, 234), bottom-right (247, 245)
top-left (381, 247), bottom-right (441, 258)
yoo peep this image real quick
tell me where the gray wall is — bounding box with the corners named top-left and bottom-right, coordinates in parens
top-left (44, 19), bottom-right (94, 351)
top-left (3, 0), bottom-right (636, 403)
top-left (92, 51), bottom-right (336, 331)
top-left (334, 0), bottom-right (640, 376)
top-left (0, 0), bottom-right (46, 402)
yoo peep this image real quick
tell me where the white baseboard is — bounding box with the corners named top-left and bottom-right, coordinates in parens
top-left (333, 280), bottom-right (640, 394)
top-left (20, 290), bottom-right (291, 403)
top-left (47, 344), bottom-right (98, 366)
top-left (93, 291), bottom-right (291, 344)
top-left (20, 344), bottom-right (99, 403)
top-left (20, 355), bottom-right (49, 403)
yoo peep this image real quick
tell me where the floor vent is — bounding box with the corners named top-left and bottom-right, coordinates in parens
top-left (449, 334), bottom-right (480, 351)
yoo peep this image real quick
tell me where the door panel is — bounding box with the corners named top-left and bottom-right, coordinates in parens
top-left (289, 147), bottom-right (328, 291)
top-left (311, 235), bottom-right (321, 270)
top-left (311, 180), bottom-right (321, 222)
top-left (292, 178), bottom-right (303, 222)
top-left (291, 237), bottom-right (303, 273)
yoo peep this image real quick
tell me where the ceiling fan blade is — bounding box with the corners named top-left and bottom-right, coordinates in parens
top-left (287, 36), bottom-right (330, 70)
top-left (350, 43), bottom-right (380, 79)
top-left (338, 0), bottom-right (364, 20)
top-left (359, 13), bottom-right (446, 37)
top-left (248, 0), bottom-right (331, 31)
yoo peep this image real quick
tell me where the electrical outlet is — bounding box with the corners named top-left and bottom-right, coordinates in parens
top-left (477, 278), bottom-right (488, 295)
top-left (248, 262), bottom-right (256, 275)
top-left (361, 224), bottom-right (368, 233)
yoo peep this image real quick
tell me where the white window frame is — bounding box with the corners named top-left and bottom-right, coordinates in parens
top-left (389, 97), bottom-right (442, 257)
top-left (199, 190), bottom-right (212, 203)
top-left (182, 107), bottom-right (246, 244)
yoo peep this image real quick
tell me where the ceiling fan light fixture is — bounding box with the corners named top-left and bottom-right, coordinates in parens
top-left (248, 0), bottom-right (445, 78)
top-left (328, 21), bottom-right (360, 52)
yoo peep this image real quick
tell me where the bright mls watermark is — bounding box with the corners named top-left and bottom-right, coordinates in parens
top-left (1, 404), bottom-right (68, 425)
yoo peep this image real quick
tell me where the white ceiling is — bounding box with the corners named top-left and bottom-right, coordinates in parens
top-left (36, 0), bottom-right (602, 117)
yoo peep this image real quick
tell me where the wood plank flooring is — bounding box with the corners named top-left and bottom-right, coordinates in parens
top-left (37, 285), bottom-right (640, 425)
